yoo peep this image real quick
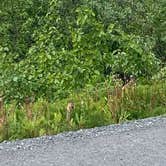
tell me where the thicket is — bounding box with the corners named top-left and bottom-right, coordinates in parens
top-left (0, 0), bottom-right (165, 101)
top-left (0, 0), bottom-right (165, 141)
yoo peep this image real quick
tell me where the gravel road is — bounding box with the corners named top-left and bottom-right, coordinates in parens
top-left (0, 116), bottom-right (166, 166)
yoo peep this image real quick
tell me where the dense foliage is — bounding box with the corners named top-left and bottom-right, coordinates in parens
top-left (0, 0), bottom-right (165, 101)
top-left (0, 0), bottom-right (165, 141)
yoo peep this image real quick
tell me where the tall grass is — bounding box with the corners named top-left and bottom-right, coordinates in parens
top-left (0, 81), bottom-right (166, 142)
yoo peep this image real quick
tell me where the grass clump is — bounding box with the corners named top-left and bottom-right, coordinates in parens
top-left (0, 80), bottom-right (166, 142)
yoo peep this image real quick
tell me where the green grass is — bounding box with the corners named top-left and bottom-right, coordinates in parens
top-left (0, 81), bottom-right (166, 142)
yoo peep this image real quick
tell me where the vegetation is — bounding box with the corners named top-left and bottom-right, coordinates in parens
top-left (0, 80), bottom-right (166, 141)
top-left (0, 0), bottom-right (165, 141)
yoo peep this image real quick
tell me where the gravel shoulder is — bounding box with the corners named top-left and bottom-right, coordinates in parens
top-left (0, 116), bottom-right (166, 166)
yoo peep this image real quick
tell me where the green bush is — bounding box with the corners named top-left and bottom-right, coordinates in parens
top-left (0, 0), bottom-right (165, 142)
top-left (0, 5), bottom-right (160, 102)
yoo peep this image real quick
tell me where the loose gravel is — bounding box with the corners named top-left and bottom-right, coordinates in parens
top-left (0, 116), bottom-right (166, 166)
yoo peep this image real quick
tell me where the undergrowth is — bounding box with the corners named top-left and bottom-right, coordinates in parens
top-left (0, 81), bottom-right (166, 142)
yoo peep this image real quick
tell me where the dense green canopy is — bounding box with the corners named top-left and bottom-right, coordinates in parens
top-left (0, 0), bottom-right (165, 101)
